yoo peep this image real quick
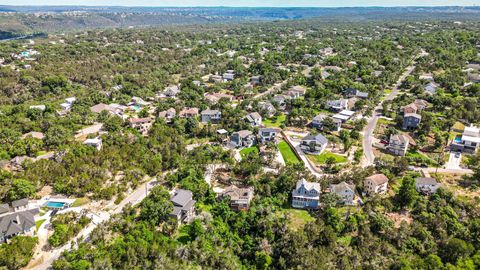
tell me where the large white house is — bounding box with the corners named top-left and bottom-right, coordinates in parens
top-left (300, 134), bottom-right (328, 155)
top-left (291, 179), bottom-right (321, 209)
top-left (364, 174), bottom-right (389, 195)
top-left (330, 182), bottom-right (356, 205)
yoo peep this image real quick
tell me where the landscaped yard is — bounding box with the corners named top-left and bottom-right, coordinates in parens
top-left (278, 141), bottom-right (301, 164)
top-left (240, 146), bottom-right (259, 158)
top-left (284, 208), bottom-right (315, 231)
top-left (263, 114), bottom-right (286, 127)
top-left (406, 150), bottom-right (438, 166)
top-left (308, 151), bottom-right (347, 165)
top-left (35, 219), bottom-right (46, 231)
top-left (71, 197), bottom-right (90, 207)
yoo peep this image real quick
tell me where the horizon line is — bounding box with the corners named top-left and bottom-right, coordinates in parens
top-left (0, 4), bottom-right (478, 8)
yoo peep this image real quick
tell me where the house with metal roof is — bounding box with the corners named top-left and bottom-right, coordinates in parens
top-left (300, 134), bottom-right (328, 155)
top-left (169, 189), bottom-right (196, 224)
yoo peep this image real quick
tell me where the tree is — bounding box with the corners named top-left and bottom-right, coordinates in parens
top-left (140, 186), bottom-right (173, 225)
top-left (7, 179), bottom-right (35, 201)
top-left (440, 238), bottom-right (474, 264)
top-left (396, 177), bottom-right (418, 209)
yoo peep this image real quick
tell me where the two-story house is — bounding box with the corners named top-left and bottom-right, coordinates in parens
top-left (388, 134), bottom-right (409, 156)
top-left (259, 102), bottom-right (277, 117)
top-left (364, 174), bottom-right (389, 195)
top-left (169, 189), bottom-right (196, 224)
top-left (231, 130), bottom-right (256, 148)
top-left (259, 128), bottom-right (278, 144)
top-left (83, 137), bottom-right (102, 151)
top-left (158, 108), bottom-right (176, 123)
top-left (291, 179), bottom-right (321, 209)
top-left (330, 182), bottom-right (356, 205)
top-left (245, 112), bottom-right (262, 127)
top-left (326, 99), bottom-right (349, 112)
top-left (201, 109), bottom-right (222, 123)
top-left (300, 134), bottom-right (328, 155)
top-left (311, 114), bottom-right (342, 132)
top-left (128, 117), bottom-right (154, 136)
top-left (415, 177), bottom-right (442, 195)
top-left (402, 113), bottom-right (422, 130)
top-left (0, 199), bottom-right (39, 243)
top-left (220, 185), bottom-right (254, 211)
top-left (179, 107), bottom-right (199, 118)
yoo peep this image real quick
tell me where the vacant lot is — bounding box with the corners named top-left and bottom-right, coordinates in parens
top-left (278, 141), bottom-right (301, 164)
top-left (308, 151), bottom-right (347, 164)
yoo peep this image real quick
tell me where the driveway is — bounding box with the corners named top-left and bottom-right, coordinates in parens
top-left (445, 152), bottom-right (462, 170)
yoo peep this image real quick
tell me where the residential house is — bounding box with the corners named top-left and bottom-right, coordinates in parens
top-left (330, 182), bottom-right (356, 205)
top-left (60, 97), bottom-right (76, 111)
top-left (128, 117), bottom-right (153, 135)
top-left (245, 112), bottom-right (262, 127)
top-left (364, 174), bottom-right (389, 195)
top-left (271, 95), bottom-right (289, 111)
top-left (158, 108), bottom-right (176, 123)
top-left (169, 189), bottom-right (196, 224)
top-left (291, 179), bottom-right (321, 209)
top-left (231, 130), bottom-right (256, 148)
top-left (332, 110), bottom-right (355, 123)
top-left (402, 113), bottom-right (422, 130)
top-left (286, 86), bottom-right (307, 99)
top-left (164, 85), bottom-right (181, 98)
top-left (259, 128), bottom-right (278, 144)
top-left (345, 88), bottom-right (368, 98)
top-left (415, 177), bottom-right (442, 194)
top-left (401, 103), bottom-right (419, 114)
top-left (300, 134), bottom-right (328, 155)
top-left (251, 76), bottom-right (261, 85)
top-left (259, 102), bottom-right (277, 118)
top-left (90, 103), bottom-right (115, 114)
top-left (413, 99), bottom-right (428, 111)
top-left (179, 107), bottom-right (199, 118)
top-left (205, 93), bottom-right (234, 104)
top-left (201, 109), bottom-right (222, 123)
top-left (452, 125), bottom-right (480, 153)
top-left (29, 105), bottom-right (46, 111)
top-left (424, 82), bottom-right (439, 95)
top-left (210, 74), bottom-right (224, 83)
top-left (83, 137), bottom-right (102, 151)
top-left (326, 99), bottom-right (349, 111)
top-left (223, 70), bottom-right (235, 81)
top-left (220, 185), bottom-right (255, 211)
top-left (311, 114), bottom-right (342, 132)
top-left (0, 201), bottom-right (39, 243)
top-left (388, 134), bottom-right (409, 156)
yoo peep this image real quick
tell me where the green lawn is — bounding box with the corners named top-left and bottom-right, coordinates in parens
top-left (308, 151), bottom-right (347, 165)
top-left (71, 197), bottom-right (90, 207)
top-left (405, 151), bottom-right (438, 166)
top-left (278, 141), bottom-right (301, 164)
top-left (36, 219), bottom-right (46, 231)
top-left (263, 114), bottom-right (286, 128)
top-left (240, 146), bottom-right (259, 158)
top-left (284, 208), bottom-right (315, 231)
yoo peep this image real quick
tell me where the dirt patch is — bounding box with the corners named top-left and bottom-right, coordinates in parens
top-left (36, 186), bottom-right (53, 198)
top-left (386, 211), bottom-right (413, 228)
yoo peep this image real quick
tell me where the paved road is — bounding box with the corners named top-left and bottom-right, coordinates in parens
top-left (445, 152), bottom-right (462, 170)
top-left (362, 63), bottom-right (417, 167)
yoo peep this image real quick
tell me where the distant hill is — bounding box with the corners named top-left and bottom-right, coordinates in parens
top-left (0, 6), bottom-right (479, 35)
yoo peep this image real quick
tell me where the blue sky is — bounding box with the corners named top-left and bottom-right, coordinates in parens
top-left (2, 0), bottom-right (479, 7)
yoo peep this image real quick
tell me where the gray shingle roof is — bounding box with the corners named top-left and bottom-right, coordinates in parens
top-left (11, 198), bottom-right (28, 208)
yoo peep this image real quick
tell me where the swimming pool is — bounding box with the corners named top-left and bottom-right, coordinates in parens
top-left (44, 201), bottom-right (68, 209)
top-left (454, 136), bottom-right (462, 143)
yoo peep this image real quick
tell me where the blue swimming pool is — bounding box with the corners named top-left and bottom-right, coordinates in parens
top-left (454, 136), bottom-right (462, 143)
top-left (44, 201), bottom-right (67, 209)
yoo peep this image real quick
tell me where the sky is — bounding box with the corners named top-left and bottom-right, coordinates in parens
top-left (1, 0), bottom-right (479, 7)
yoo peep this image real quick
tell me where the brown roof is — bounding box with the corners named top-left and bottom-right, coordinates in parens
top-left (179, 107), bottom-right (199, 116)
top-left (366, 174), bottom-right (389, 185)
top-left (90, 103), bottom-right (114, 114)
top-left (128, 117), bottom-right (153, 124)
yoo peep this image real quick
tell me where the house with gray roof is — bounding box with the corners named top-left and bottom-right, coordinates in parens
top-left (201, 109), bottom-right (222, 123)
top-left (292, 179), bottom-right (321, 209)
top-left (259, 128), bottom-right (279, 144)
top-left (231, 130), bottom-right (256, 148)
top-left (330, 182), bottom-right (356, 205)
top-left (300, 134), bottom-right (328, 155)
top-left (311, 114), bottom-right (342, 132)
top-left (388, 134), bottom-right (409, 156)
top-left (0, 199), bottom-right (38, 243)
top-left (245, 112), bottom-right (262, 127)
top-left (415, 177), bottom-right (442, 195)
top-left (169, 189), bottom-right (196, 224)
top-left (402, 113), bottom-right (422, 130)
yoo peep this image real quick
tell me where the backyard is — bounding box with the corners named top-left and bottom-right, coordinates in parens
top-left (278, 141), bottom-right (301, 164)
top-left (283, 208), bottom-right (315, 231)
top-left (308, 151), bottom-right (347, 165)
top-left (240, 146), bottom-right (259, 158)
top-left (263, 114), bottom-right (286, 128)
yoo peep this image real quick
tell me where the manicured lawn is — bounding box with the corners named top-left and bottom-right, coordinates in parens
top-left (284, 208), bottom-right (315, 231)
top-left (278, 141), bottom-right (301, 164)
top-left (36, 219), bottom-right (46, 231)
top-left (71, 197), bottom-right (90, 207)
top-left (263, 114), bottom-right (286, 128)
top-left (308, 151), bottom-right (347, 165)
top-left (240, 146), bottom-right (259, 158)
